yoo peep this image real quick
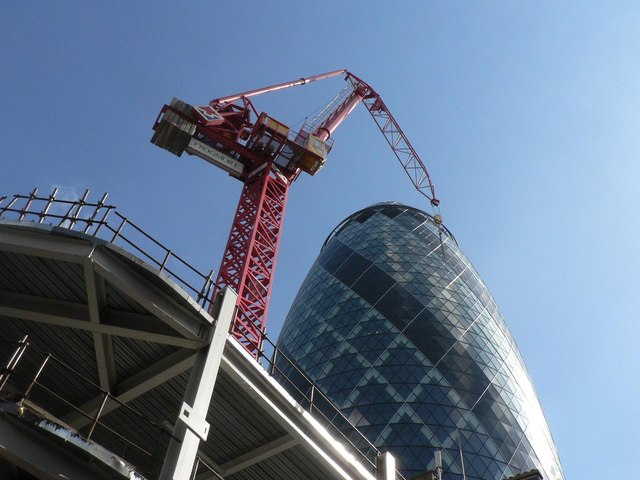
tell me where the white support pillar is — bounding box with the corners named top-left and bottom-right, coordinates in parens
top-left (376, 452), bottom-right (396, 480)
top-left (159, 287), bottom-right (237, 480)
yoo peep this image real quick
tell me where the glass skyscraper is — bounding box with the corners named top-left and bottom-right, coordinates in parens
top-left (276, 202), bottom-right (563, 480)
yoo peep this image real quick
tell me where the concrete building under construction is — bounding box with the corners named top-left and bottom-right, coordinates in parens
top-left (0, 190), bottom-right (401, 480)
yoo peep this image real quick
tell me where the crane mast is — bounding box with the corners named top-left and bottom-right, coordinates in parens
top-left (151, 70), bottom-right (440, 358)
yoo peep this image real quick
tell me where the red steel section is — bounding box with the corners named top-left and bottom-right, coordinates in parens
top-left (344, 72), bottom-right (439, 206)
top-left (361, 94), bottom-right (439, 206)
top-left (153, 69), bottom-right (441, 360)
top-left (313, 86), bottom-right (367, 142)
top-left (213, 70), bottom-right (347, 105)
top-left (224, 69), bottom-right (440, 206)
top-left (215, 162), bottom-right (290, 357)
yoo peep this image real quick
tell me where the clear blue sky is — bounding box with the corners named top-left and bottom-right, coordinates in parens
top-left (2, 2), bottom-right (639, 478)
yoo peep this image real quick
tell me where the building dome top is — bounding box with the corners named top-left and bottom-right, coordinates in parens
top-left (322, 201), bottom-right (456, 250)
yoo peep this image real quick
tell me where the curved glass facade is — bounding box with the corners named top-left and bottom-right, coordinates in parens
top-left (276, 203), bottom-right (563, 480)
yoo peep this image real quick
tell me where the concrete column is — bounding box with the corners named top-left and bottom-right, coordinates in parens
top-left (376, 451), bottom-right (396, 480)
top-left (159, 287), bottom-right (237, 480)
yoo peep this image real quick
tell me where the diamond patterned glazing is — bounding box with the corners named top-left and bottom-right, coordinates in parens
top-left (276, 203), bottom-right (564, 480)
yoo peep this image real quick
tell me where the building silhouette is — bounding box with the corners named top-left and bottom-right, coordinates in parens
top-left (276, 202), bottom-right (564, 480)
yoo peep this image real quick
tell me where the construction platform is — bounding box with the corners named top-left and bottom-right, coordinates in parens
top-left (0, 190), bottom-right (398, 480)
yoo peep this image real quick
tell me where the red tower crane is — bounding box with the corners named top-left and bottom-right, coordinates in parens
top-left (151, 70), bottom-right (441, 358)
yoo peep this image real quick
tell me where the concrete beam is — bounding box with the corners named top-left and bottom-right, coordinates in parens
top-left (62, 347), bottom-right (198, 428)
top-left (84, 258), bottom-right (116, 392)
top-left (220, 434), bottom-right (299, 475)
top-left (0, 407), bottom-right (120, 480)
top-left (0, 224), bottom-right (94, 263)
top-left (0, 290), bottom-right (203, 348)
top-left (91, 248), bottom-right (207, 340)
top-left (219, 345), bottom-right (374, 480)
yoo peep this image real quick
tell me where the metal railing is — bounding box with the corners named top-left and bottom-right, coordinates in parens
top-left (0, 188), bottom-right (216, 310)
top-left (0, 336), bottom-right (29, 392)
top-left (0, 336), bottom-right (176, 477)
top-left (251, 330), bottom-right (382, 470)
top-left (191, 456), bottom-right (225, 480)
top-left (225, 319), bottom-right (402, 474)
top-left (261, 333), bottom-right (407, 480)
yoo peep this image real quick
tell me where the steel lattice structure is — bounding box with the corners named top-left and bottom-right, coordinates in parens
top-left (216, 163), bottom-right (290, 354)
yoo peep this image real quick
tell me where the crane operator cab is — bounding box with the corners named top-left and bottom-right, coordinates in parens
top-left (246, 113), bottom-right (331, 176)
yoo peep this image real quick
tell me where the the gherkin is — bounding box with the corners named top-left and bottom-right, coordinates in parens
top-left (276, 202), bottom-right (563, 480)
